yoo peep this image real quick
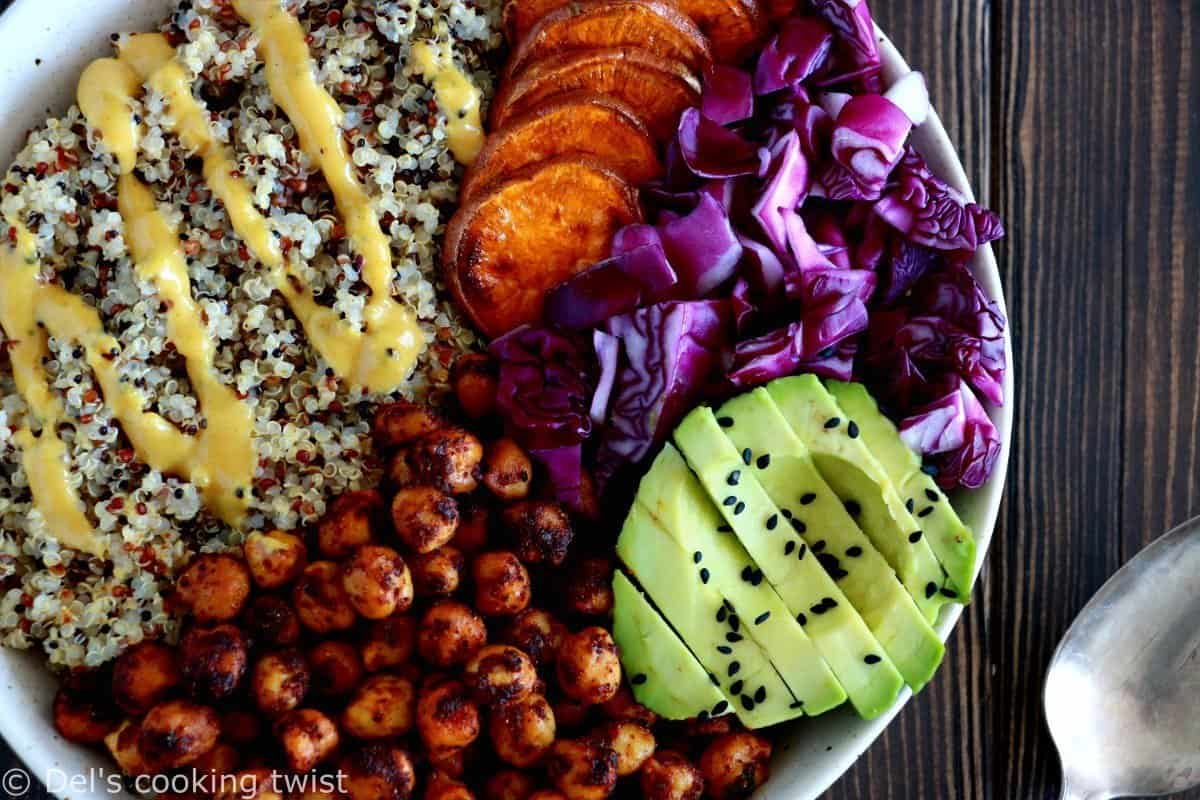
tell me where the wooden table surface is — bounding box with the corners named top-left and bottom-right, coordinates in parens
top-left (1, 1), bottom-right (1198, 799)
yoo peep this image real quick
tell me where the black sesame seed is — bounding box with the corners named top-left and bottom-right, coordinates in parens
top-left (864, 654), bottom-right (881, 665)
top-left (729, 661), bottom-right (741, 676)
top-left (909, 530), bottom-right (924, 543)
top-left (847, 421), bottom-right (860, 438)
top-left (723, 495), bottom-right (738, 507)
top-left (784, 540), bottom-right (795, 556)
top-left (717, 645), bottom-right (733, 655)
top-left (717, 416), bottom-right (734, 428)
top-left (925, 488), bottom-right (940, 502)
top-left (925, 582), bottom-right (937, 599)
top-left (811, 602), bottom-right (827, 615)
top-left (741, 695), bottom-right (755, 711)
top-left (724, 599), bottom-right (735, 611)
top-left (754, 686), bottom-right (766, 703)
top-left (632, 673), bottom-right (648, 685)
top-left (919, 506), bottom-right (934, 518)
top-left (728, 615), bottom-right (740, 632)
top-left (812, 539), bottom-right (826, 553)
top-left (754, 611), bottom-right (770, 625)
top-left (824, 417), bottom-right (841, 429)
top-left (817, 553), bottom-right (840, 572)
top-left (756, 454), bottom-right (771, 469)
top-left (906, 498), bottom-right (916, 513)
top-left (846, 546), bottom-right (863, 557)
top-left (726, 632), bottom-right (743, 643)
top-left (796, 613), bottom-right (808, 626)
top-left (791, 518), bottom-right (807, 534)
top-left (796, 543), bottom-right (808, 560)
top-left (833, 568), bottom-right (849, 579)
top-left (727, 470), bottom-right (741, 486)
top-left (742, 448), bottom-right (753, 465)
top-left (733, 501), bottom-right (746, 515)
top-left (174, 488), bottom-right (184, 499)
top-left (750, 570), bottom-right (763, 587)
top-left (782, 508), bottom-right (794, 519)
top-left (693, 551), bottom-right (703, 563)
top-left (730, 680), bottom-right (744, 695)
top-left (712, 700), bottom-right (729, 715)
top-left (941, 587), bottom-right (959, 599)
top-left (844, 500), bottom-right (861, 517)
top-left (800, 493), bottom-right (816, 505)
top-left (718, 524), bottom-right (733, 533)
top-left (716, 606), bottom-right (728, 623)
top-left (698, 710), bottom-right (710, 721)
top-left (699, 568), bottom-right (710, 584)
top-left (767, 514), bottom-right (779, 531)
top-left (741, 566), bottom-right (754, 582)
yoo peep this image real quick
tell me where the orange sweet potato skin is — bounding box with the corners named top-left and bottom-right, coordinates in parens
top-left (461, 93), bottom-right (663, 202)
top-left (444, 158), bottom-right (643, 338)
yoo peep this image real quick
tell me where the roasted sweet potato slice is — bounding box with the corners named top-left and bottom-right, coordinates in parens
top-left (507, 0), bottom-right (713, 76)
top-left (673, 0), bottom-right (767, 62)
top-left (503, 0), bottom-right (567, 43)
top-left (490, 48), bottom-right (701, 141)
top-left (444, 157), bottom-right (642, 338)
top-left (461, 94), bottom-right (663, 202)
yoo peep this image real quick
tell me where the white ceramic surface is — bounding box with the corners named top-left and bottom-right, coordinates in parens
top-left (0, 3), bottom-right (1013, 798)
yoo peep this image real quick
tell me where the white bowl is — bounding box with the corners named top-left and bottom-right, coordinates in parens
top-left (0, 3), bottom-right (1012, 798)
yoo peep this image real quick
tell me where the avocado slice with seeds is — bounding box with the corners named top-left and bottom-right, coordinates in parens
top-left (674, 406), bottom-right (905, 720)
top-left (714, 388), bottom-right (944, 691)
top-left (767, 375), bottom-right (954, 622)
top-left (825, 380), bottom-right (977, 599)
top-left (617, 503), bottom-right (804, 728)
top-left (636, 444), bottom-right (847, 714)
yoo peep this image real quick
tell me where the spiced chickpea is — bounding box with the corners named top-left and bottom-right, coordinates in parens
top-left (640, 751), bottom-right (704, 800)
top-left (177, 554), bottom-right (252, 624)
top-left (105, 721), bottom-right (153, 776)
top-left (488, 693), bottom-right (556, 768)
top-left (698, 733), bottom-right (772, 799)
top-left (294, 561), bottom-right (357, 633)
top-left (556, 627), bottom-right (621, 705)
top-left (451, 353), bottom-right (498, 420)
top-left (425, 772), bottom-right (475, 800)
top-left (362, 614), bottom-right (416, 672)
top-left (275, 708), bottom-right (340, 772)
top-left (318, 489), bottom-right (382, 558)
top-left (427, 745), bottom-right (470, 779)
top-left (138, 699), bottom-right (220, 770)
top-left (482, 439), bottom-right (532, 501)
top-left (416, 680), bottom-right (481, 751)
top-left (473, 552), bottom-right (532, 616)
top-left (342, 674), bottom-right (416, 739)
top-left (552, 698), bottom-right (591, 730)
top-left (109, 641), bottom-right (179, 716)
top-left (451, 501), bottom-right (490, 554)
top-left (390, 429), bottom-right (483, 495)
top-left (464, 645), bottom-right (537, 706)
top-left (600, 685), bottom-right (658, 727)
top-left (308, 641), bottom-right (366, 695)
top-left (343, 544), bottom-right (414, 619)
top-left (180, 624), bottom-right (249, 701)
top-left (243, 529), bottom-right (308, 589)
top-left (546, 738), bottom-right (618, 800)
top-left (216, 768), bottom-right (286, 800)
top-left (220, 710), bottom-right (263, 745)
top-left (52, 687), bottom-right (116, 744)
top-left (684, 713), bottom-right (738, 739)
top-left (243, 594), bottom-right (302, 647)
top-left (411, 545), bottom-right (465, 597)
top-left (340, 744), bottom-right (416, 800)
top-left (594, 720), bottom-right (656, 777)
top-left (502, 501), bottom-right (574, 566)
top-left (563, 558), bottom-right (614, 617)
top-left (573, 470), bottom-right (600, 521)
top-left (391, 487), bottom-right (459, 554)
top-left (418, 601), bottom-right (487, 667)
top-left (373, 401), bottom-right (446, 449)
top-left (252, 649), bottom-right (311, 715)
top-left (503, 608), bottom-right (566, 667)
top-left (484, 770), bottom-right (536, 800)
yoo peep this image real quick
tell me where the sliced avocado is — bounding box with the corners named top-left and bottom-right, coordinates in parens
top-left (825, 380), bottom-right (977, 599)
top-left (714, 389), bottom-right (944, 692)
top-left (617, 503), bottom-right (803, 728)
top-left (767, 375), bottom-right (953, 622)
top-left (612, 570), bottom-right (728, 720)
top-left (674, 407), bottom-right (905, 720)
top-left (636, 444), bottom-right (847, 714)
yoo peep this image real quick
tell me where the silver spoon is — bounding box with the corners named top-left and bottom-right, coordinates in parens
top-left (1044, 516), bottom-right (1200, 800)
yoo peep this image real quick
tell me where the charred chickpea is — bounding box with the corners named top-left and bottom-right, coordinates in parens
top-left (342, 674), bottom-right (417, 739)
top-left (308, 640), bottom-right (366, 695)
top-left (473, 551), bottom-right (532, 616)
top-left (220, 710), bottom-right (263, 745)
top-left (640, 751), bottom-right (705, 800)
top-left (698, 733), bottom-right (772, 799)
top-left (418, 601), bottom-right (487, 667)
top-left (600, 685), bottom-right (658, 727)
top-left (464, 644), bottom-right (538, 706)
top-left (488, 693), bottom-right (556, 768)
top-left (373, 401), bottom-right (446, 449)
top-left (502, 501), bottom-right (574, 566)
top-left (482, 438), bottom-right (533, 501)
top-left (425, 771), bottom-right (475, 800)
top-left (411, 545), bottom-right (465, 597)
top-left (484, 770), bottom-right (537, 800)
top-left (390, 428), bottom-right (483, 495)
top-left (293, 560), bottom-right (357, 633)
top-left (105, 721), bottom-right (154, 776)
top-left (556, 627), bottom-right (621, 705)
top-left (362, 614), bottom-right (416, 672)
top-left (138, 699), bottom-right (220, 769)
top-left (275, 708), bottom-right (340, 772)
top-left (53, 687), bottom-right (116, 743)
top-left (177, 553), bottom-right (252, 624)
top-left (546, 738), bottom-right (618, 800)
top-left (684, 713), bottom-right (739, 739)
top-left (252, 649), bottom-right (311, 715)
top-left (180, 624), bottom-right (249, 701)
top-left (391, 487), bottom-right (459, 554)
top-left (340, 744), bottom-right (417, 800)
top-left (243, 529), bottom-right (308, 588)
top-left (416, 680), bottom-right (481, 751)
top-left (216, 768), bottom-right (286, 800)
top-left (451, 353), bottom-right (498, 420)
top-left (318, 489), bottom-right (382, 558)
top-left (563, 558), bottom-right (615, 617)
top-left (109, 641), bottom-right (179, 716)
top-left (451, 500), bottom-right (490, 555)
top-left (594, 720), bottom-right (656, 777)
top-left (342, 544), bottom-right (414, 619)
top-left (242, 594), bottom-right (302, 647)
top-left (503, 608), bottom-right (566, 668)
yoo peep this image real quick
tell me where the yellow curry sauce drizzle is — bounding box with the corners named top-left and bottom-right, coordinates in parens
top-left (410, 41), bottom-right (484, 165)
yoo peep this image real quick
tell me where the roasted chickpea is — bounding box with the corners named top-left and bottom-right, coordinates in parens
top-left (600, 685), bottom-right (658, 727)
top-left (373, 401), bottom-right (446, 449)
top-left (390, 429), bottom-right (483, 495)
top-left (472, 551), bottom-right (532, 617)
top-left (556, 627), bottom-right (621, 705)
top-left (252, 649), bottom-right (311, 715)
top-left (425, 771), bottom-right (475, 800)
top-left (105, 721), bottom-right (153, 776)
top-left (698, 733), bottom-right (772, 799)
top-left (547, 738), bottom-right (618, 800)
top-left (573, 470), bottom-right (600, 521)
top-left (342, 674), bottom-right (416, 739)
top-left (274, 708), bottom-right (340, 771)
top-left (180, 624), bottom-right (249, 701)
top-left (451, 501), bottom-right (490, 554)
top-left (191, 741), bottom-right (240, 780)
top-left (220, 710), bottom-right (263, 745)
top-left (411, 545), bottom-right (465, 597)
top-left (340, 744), bottom-right (416, 800)
top-left (362, 614), bottom-right (416, 672)
top-left (427, 745), bottom-right (471, 779)
top-left (552, 698), bottom-right (592, 730)
top-left (391, 487), bottom-right (459, 554)
top-left (484, 770), bottom-right (536, 800)
top-left (502, 501), bottom-right (574, 566)
top-left (242, 594), bottom-right (302, 647)
top-left (684, 713), bottom-right (739, 739)
top-left (482, 439), bottom-right (533, 501)
top-left (640, 751), bottom-right (704, 800)
top-left (138, 699), bottom-right (220, 769)
top-left (503, 608), bottom-right (566, 667)
top-left (343, 544), bottom-right (414, 619)
top-left (593, 720), bottom-right (656, 777)
top-left (418, 601), bottom-right (487, 667)
top-left (244, 529), bottom-right (308, 588)
top-left (489, 693), bottom-right (556, 768)
top-left (309, 640), bottom-right (366, 695)
top-left (563, 558), bottom-right (614, 617)
top-left (464, 645), bottom-right (538, 706)
top-left (417, 680), bottom-right (481, 751)
top-left (53, 687), bottom-right (117, 743)
top-left (451, 353), bottom-right (498, 419)
top-left (318, 489), bottom-right (382, 558)
top-left (294, 560), bottom-right (357, 633)
top-left (177, 554), bottom-right (252, 624)
top-left (111, 641), bottom-right (179, 715)
top-left (216, 768), bottom-right (286, 800)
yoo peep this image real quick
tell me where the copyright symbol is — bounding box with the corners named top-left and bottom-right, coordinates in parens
top-left (2, 767), bottom-right (30, 796)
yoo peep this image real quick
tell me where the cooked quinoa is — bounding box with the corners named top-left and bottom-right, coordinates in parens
top-left (0, 0), bottom-right (501, 668)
